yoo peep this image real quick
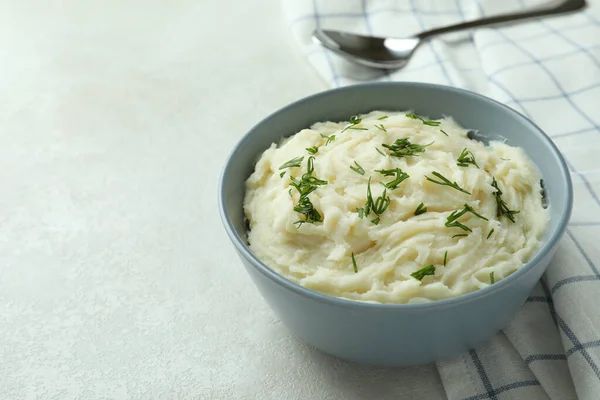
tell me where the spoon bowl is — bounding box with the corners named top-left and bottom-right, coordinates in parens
top-left (312, 0), bottom-right (585, 70)
top-left (313, 30), bottom-right (418, 70)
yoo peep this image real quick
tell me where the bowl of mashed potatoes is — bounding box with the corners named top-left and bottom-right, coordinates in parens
top-left (219, 82), bottom-right (572, 366)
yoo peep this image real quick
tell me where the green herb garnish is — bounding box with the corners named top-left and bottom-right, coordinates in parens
top-left (452, 234), bottom-right (468, 238)
top-left (360, 177), bottom-right (391, 223)
top-left (382, 138), bottom-right (431, 158)
top-left (307, 156), bottom-right (315, 174)
top-left (279, 156), bottom-right (304, 170)
top-left (293, 196), bottom-right (322, 227)
top-left (306, 146), bottom-right (318, 155)
top-left (371, 217), bottom-right (380, 225)
top-left (491, 177), bottom-right (520, 223)
top-left (443, 251), bottom-right (448, 266)
top-left (425, 171), bottom-right (471, 195)
top-left (457, 148), bottom-right (479, 168)
top-left (446, 218), bottom-right (471, 232)
top-left (414, 202), bottom-right (427, 215)
top-left (368, 178), bottom-right (391, 216)
top-left (375, 168), bottom-right (410, 190)
top-left (290, 156), bottom-right (328, 227)
top-left (375, 124), bottom-right (387, 132)
top-left (489, 271), bottom-right (495, 284)
top-left (290, 175), bottom-right (326, 197)
top-left (351, 252), bottom-right (358, 273)
top-left (406, 113), bottom-right (441, 126)
top-left (540, 179), bottom-right (547, 209)
top-left (357, 207), bottom-right (365, 218)
top-left (341, 115), bottom-right (367, 133)
top-left (280, 172), bottom-right (285, 178)
top-left (320, 133), bottom-right (336, 146)
top-left (462, 204), bottom-right (488, 221)
top-left (375, 147), bottom-right (387, 157)
top-left (411, 265), bottom-right (436, 280)
top-left (377, 115), bottom-right (388, 120)
top-left (350, 161), bottom-right (365, 175)
top-left (440, 129), bottom-right (449, 136)
top-left (487, 229), bottom-right (494, 239)
top-left (445, 204), bottom-right (489, 232)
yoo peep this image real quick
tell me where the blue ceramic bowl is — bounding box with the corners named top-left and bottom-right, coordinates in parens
top-left (218, 82), bottom-right (572, 366)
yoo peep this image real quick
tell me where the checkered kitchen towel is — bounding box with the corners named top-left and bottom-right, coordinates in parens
top-left (282, 0), bottom-right (600, 399)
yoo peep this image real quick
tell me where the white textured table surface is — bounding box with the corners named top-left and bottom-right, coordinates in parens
top-left (0, 1), bottom-right (436, 398)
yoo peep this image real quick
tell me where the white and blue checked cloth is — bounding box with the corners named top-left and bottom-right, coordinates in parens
top-left (283, 0), bottom-right (600, 399)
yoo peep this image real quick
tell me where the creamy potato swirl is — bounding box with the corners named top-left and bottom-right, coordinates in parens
top-left (244, 111), bottom-right (548, 304)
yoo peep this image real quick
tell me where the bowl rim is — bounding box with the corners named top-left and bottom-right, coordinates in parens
top-left (218, 81), bottom-right (573, 310)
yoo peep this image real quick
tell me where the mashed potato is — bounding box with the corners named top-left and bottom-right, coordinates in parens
top-left (244, 111), bottom-right (549, 304)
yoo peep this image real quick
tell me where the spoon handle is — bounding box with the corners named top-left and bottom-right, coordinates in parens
top-left (416, 0), bottom-right (586, 40)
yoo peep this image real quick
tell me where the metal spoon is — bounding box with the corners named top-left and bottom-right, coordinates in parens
top-left (312, 0), bottom-right (586, 70)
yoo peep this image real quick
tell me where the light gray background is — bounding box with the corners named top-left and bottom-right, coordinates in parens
top-left (0, 1), bottom-right (450, 399)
